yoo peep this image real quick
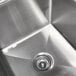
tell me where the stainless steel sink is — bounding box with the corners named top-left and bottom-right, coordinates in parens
top-left (2, 24), bottom-right (76, 76)
top-left (0, 0), bottom-right (76, 76)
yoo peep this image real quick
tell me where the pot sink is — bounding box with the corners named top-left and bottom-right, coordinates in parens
top-left (0, 0), bottom-right (76, 76)
top-left (2, 24), bottom-right (76, 76)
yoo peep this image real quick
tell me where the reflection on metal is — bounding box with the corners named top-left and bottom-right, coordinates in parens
top-left (0, 0), bottom-right (11, 6)
top-left (0, 0), bottom-right (48, 48)
top-left (49, 0), bottom-right (52, 22)
top-left (0, 0), bottom-right (76, 76)
top-left (74, 0), bottom-right (76, 2)
top-left (49, 24), bottom-right (76, 67)
top-left (51, 0), bottom-right (76, 49)
top-left (2, 25), bottom-right (50, 53)
top-left (2, 24), bottom-right (76, 76)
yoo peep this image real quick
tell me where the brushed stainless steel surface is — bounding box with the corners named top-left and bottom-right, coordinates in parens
top-left (51, 0), bottom-right (76, 49)
top-left (0, 0), bottom-right (76, 76)
top-left (2, 24), bottom-right (76, 76)
top-left (0, 0), bottom-right (48, 48)
top-left (35, 0), bottom-right (50, 21)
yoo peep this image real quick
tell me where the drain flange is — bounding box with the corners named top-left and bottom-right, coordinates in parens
top-left (33, 52), bottom-right (54, 71)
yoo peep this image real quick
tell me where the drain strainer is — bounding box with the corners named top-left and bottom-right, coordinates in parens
top-left (33, 52), bottom-right (54, 71)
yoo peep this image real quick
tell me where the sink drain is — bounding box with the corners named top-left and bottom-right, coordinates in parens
top-left (33, 52), bottom-right (54, 71)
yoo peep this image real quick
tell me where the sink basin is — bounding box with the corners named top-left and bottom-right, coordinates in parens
top-left (0, 0), bottom-right (76, 76)
top-left (2, 24), bottom-right (76, 76)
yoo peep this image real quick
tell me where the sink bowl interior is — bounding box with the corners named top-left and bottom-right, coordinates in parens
top-left (2, 24), bottom-right (75, 76)
top-left (0, 0), bottom-right (49, 48)
top-left (1, 0), bottom-right (76, 76)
